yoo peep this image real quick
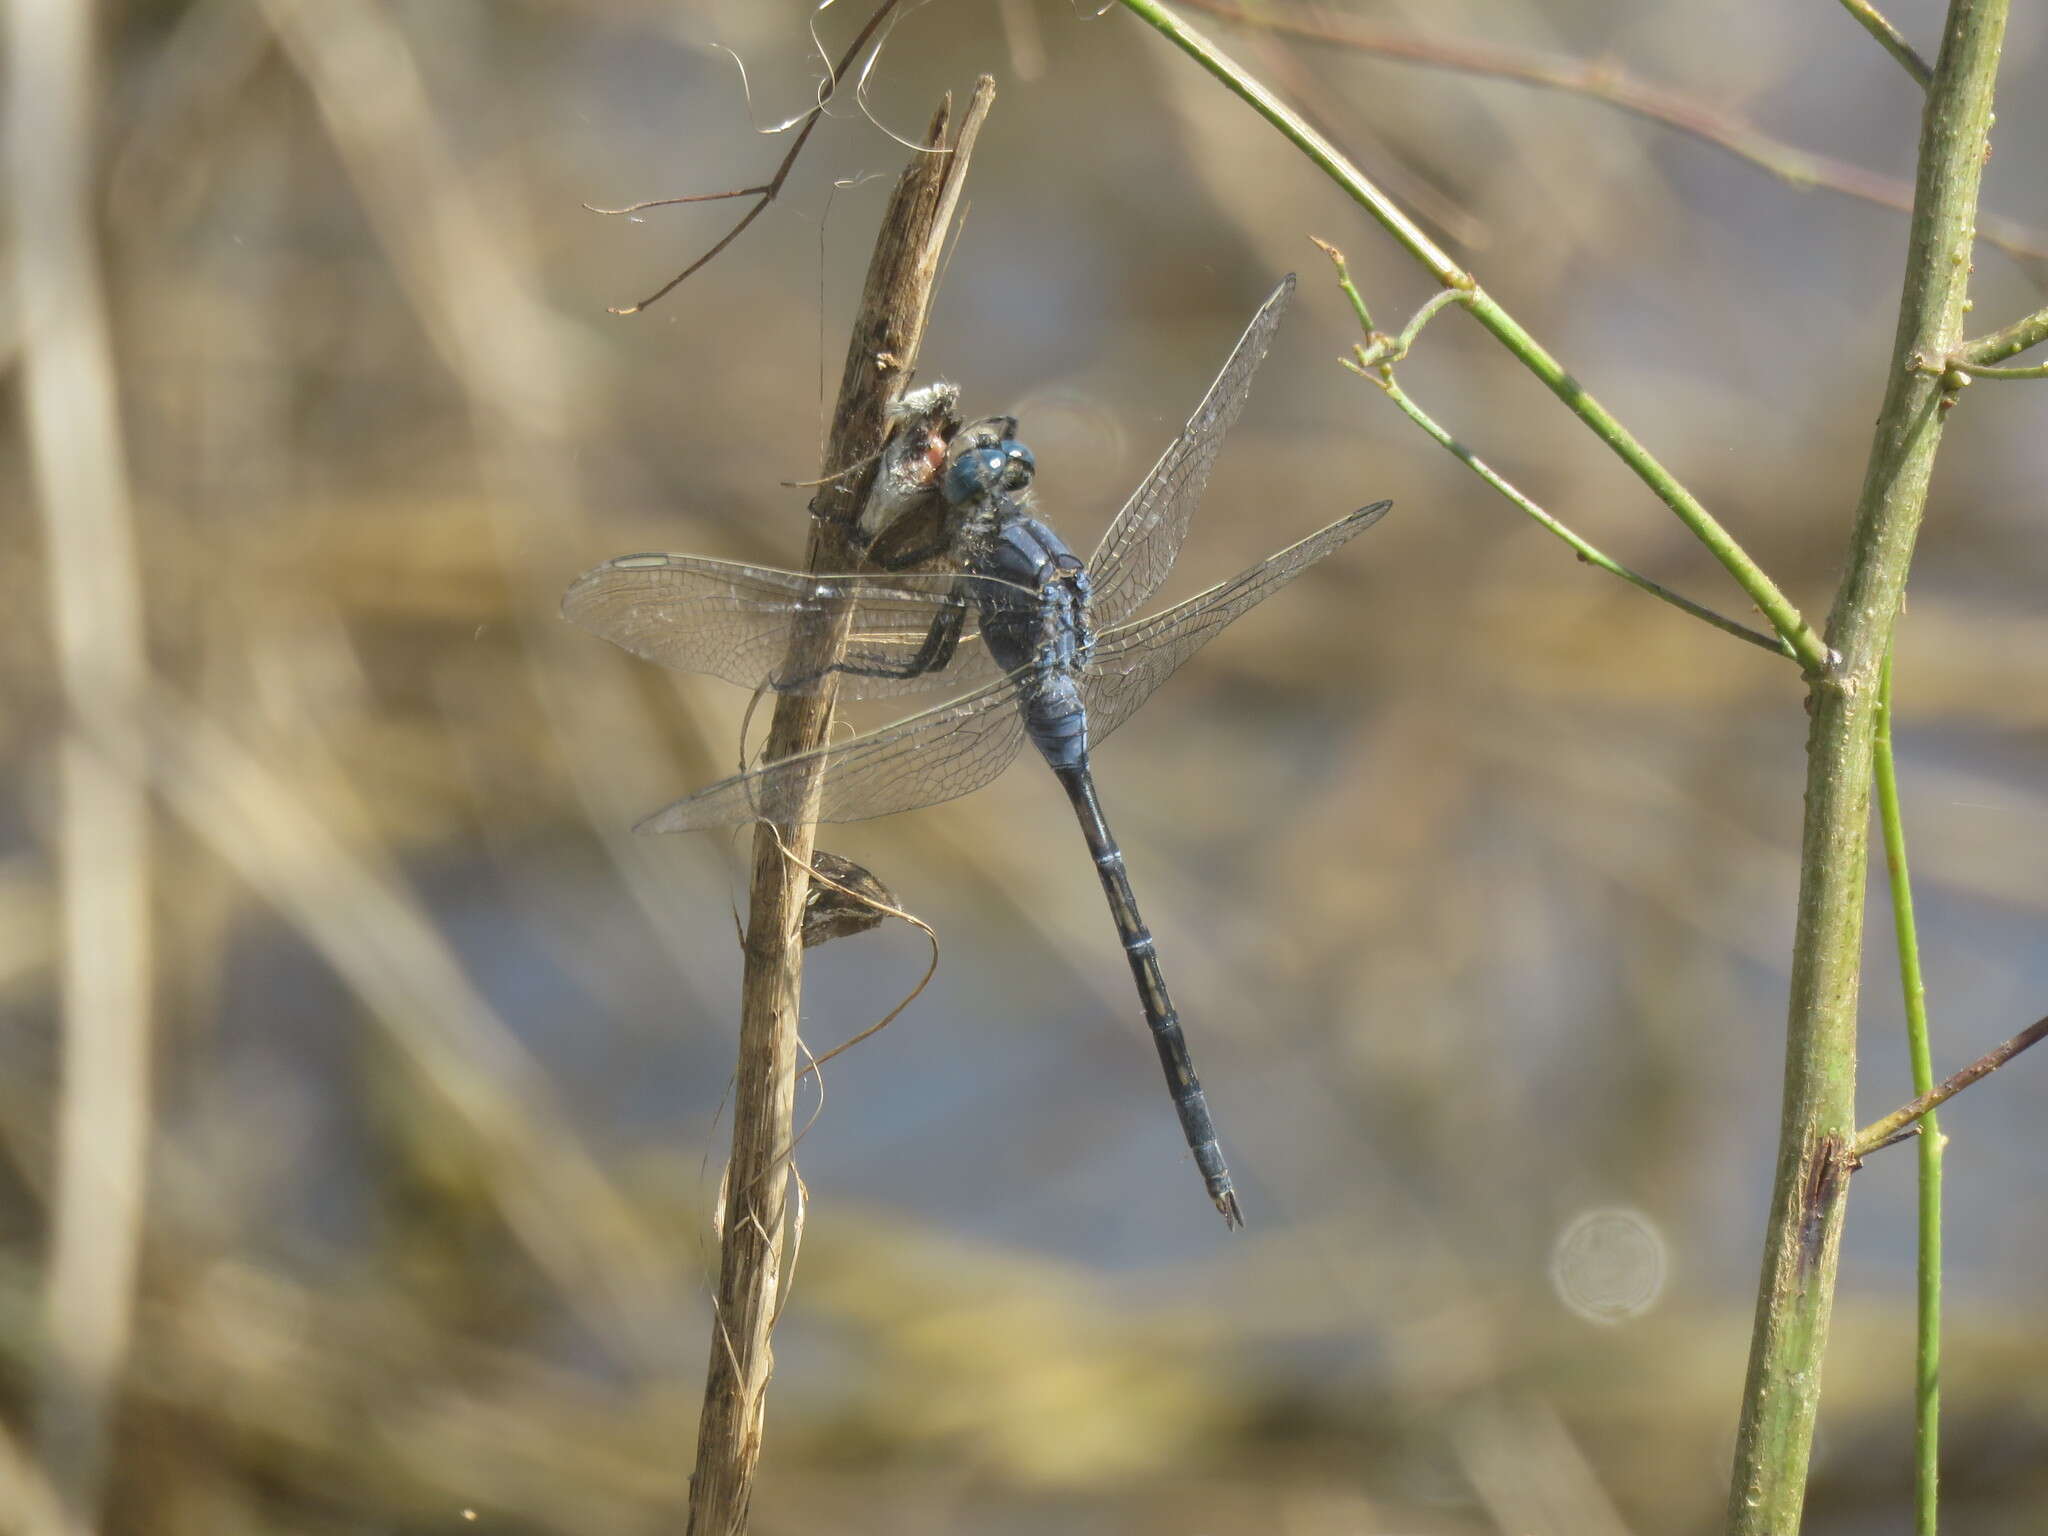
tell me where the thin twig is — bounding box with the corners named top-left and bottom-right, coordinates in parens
top-left (9, 4), bottom-right (155, 1533)
top-left (684, 77), bottom-right (995, 1536)
top-left (1836, 0), bottom-right (1936, 87)
top-left (594, 0), bottom-right (910, 315)
top-left (1318, 241), bottom-right (1794, 660)
top-left (1853, 1014), bottom-right (2048, 1159)
top-left (1860, 1123), bottom-right (1924, 1157)
top-left (584, 183), bottom-right (774, 216)
top-left (1175, 1), bottom-right (2045, 262)
top-left (1871, 650), bottom-right (1942, 1535)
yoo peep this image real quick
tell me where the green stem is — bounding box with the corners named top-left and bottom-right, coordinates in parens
top-left (1727, 5), bottom-right (2005, 1532)
top-left (1315, 247), bottom-right (1792, 659)
top-left (1874, 651), bottom-right (1941, 1536)
top-left (1356, 285), bottom-right (1464, 366)
top-left (1836, 0), bottom-right (1935, 86)
top-left (1956, 302), bottom-right (2048, 365)
top-left (1385, 370), bottom-right (1792, 655)
top-left (1382, 370), bottom-right (1790, 656)
top-left (1117, 0), bottom-right (1833, 675)
top-left (1949, 358), bottom-right (2048, 379)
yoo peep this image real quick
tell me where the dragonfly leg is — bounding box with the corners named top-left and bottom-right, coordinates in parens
top-left (858, 509), bottom-right (960, 571)
top-left (771, 596), bottom-right (967, 693)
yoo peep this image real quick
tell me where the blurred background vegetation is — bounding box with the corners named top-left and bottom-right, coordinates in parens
top-left (4, 1), bottom-right (2045, 1532)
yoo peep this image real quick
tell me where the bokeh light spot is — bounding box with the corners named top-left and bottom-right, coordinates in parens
top-left (1549, 1207), bottom-right (1668, 1323)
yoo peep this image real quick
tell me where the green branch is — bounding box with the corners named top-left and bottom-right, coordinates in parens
top-left (1116, 0), bottom-right (1833, 675)
top-left (1316, 241), bottom-right (1794, 659)
top-left (1956, 302), bottom-right (2048, 365)
top-left (1950, 358), bottom-right (2048, 380)
top-left (1836, 0), bottom-right (1935, 86)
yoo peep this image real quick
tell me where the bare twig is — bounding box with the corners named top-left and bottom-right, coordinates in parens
top-left (1176, 0), bottom-right (2047, 266)
top-left (1859, 1122), bottom-right (1924, 1157)
top-left (1853, 1014), bottom-right (2048, 1158)
top-left (592, 0), bottom-right (910, 315)
top-left (683, 77), bottom-right (994, 1536)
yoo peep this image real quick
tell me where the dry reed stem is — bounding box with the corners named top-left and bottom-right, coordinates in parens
top-left (684, 77), bottom-right (996, 1536)
top-left (10, 5), bottom-right (156, 1532)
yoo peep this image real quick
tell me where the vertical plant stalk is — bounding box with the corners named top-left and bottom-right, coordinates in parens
top-left (684, 79), bottom-right (994, 1536)
top-left (1873, 652), bottom-right (1942, 1535)
top-left (8, 3), bottom-right (157, 1534)
top-left (1726, 5), bottom-right (2005, 1532)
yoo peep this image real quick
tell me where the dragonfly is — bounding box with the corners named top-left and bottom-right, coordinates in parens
top-left (564, 275), bottom-right (1391, 1226)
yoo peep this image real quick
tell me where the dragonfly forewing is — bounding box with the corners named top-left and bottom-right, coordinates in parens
top-left (561, 553), bottom-right (1025, 699)
top-left (1083, 274), bottom-right (1296, 629)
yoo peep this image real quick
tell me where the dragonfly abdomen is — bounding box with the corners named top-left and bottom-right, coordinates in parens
top-left (1015, 671), bottom-right (1087, 772)
top-left (1054, 761), bottom-right (1243, 1228)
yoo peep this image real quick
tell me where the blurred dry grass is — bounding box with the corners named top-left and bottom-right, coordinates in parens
top-left (3, 1), bottom-right (2046, 1532)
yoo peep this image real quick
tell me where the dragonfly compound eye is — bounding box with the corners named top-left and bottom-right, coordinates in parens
top-left (944, 442), bottom-right (1033, 504)
top-left (998, 441), bottom-right (1036, 492)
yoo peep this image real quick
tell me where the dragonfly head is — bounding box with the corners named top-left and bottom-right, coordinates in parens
top-left (941, 423), bottom-right (1035, 508)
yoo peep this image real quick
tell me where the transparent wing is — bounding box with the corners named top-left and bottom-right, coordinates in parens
top-left (1082, 501), bottom-right (1392, 745)
top-left (638, 672), bottom-right (1031, 832)
top-left (1085, 275), bottom-right (1295, 629)
top-left (635, 503), bottom-right (1390, 833)
top-left (561, 552), bottom-right (1015, 699)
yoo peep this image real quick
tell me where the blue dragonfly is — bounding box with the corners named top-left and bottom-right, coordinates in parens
top-left (564, 276), bottom-right (1390, 1225)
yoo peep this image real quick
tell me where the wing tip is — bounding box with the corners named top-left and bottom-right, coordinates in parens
top-left (560, 552), bottom-right (675, 622)
top-left (632, 804), bottom-right (696, 836)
